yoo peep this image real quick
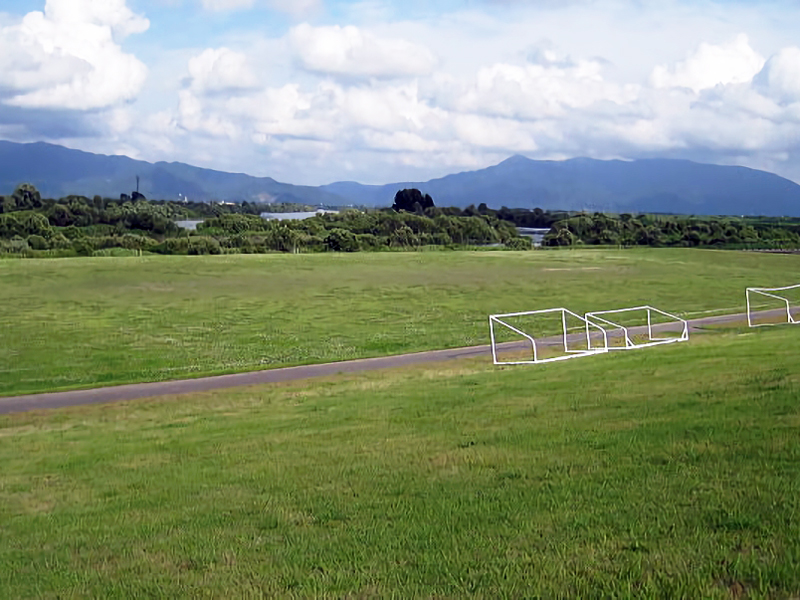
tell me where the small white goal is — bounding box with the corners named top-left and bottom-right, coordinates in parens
top-left (584, 305), bottom-right (689, 350)
top-left (746, 284), bottom-right (800, 327)
top-left (488, 308), bottom-right (609, 365)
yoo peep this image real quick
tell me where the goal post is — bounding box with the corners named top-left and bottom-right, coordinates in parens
top-left (746, 284), bottom-right (800, 327)
top-left (584, 305), bottom-right (689, 350)
top-left (488, 308), bottom-right (609, 365)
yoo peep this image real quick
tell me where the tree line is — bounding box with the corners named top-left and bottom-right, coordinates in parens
top-left (0, 185), bottom-right (530, 257)
top-left (535, 211), bottom-right (800, 248)
top-left (2, 183), bottom-right (799, 257)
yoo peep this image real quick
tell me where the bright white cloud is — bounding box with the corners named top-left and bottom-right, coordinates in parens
top-left (289, 23), bottom-right (437, 78)
top-left (450, 59), bottom-right (640, 121)
top-left (754, 47), bottom-right (800, 105)
top-left (177, 89), bottom-right (239, 137)
top-left (188, 47), bottom-right (258, 93)
top-left (650, 34), bottom-right (765, 92)
top-left (0, 0), bottom-right (148, 110)
top-left (44, 0), bottom-right (149, 38)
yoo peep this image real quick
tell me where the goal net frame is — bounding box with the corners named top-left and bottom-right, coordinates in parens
top-left (746, 284), bottom-right (800, 327)
top-left (488, 308), bottom-right (609, 365)
top-left (584, 305), bottom-right (689, 350)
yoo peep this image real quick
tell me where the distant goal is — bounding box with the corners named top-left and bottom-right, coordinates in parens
top-left (488, 308), bottom-right (609, 365)
top-left (746, 284), bottom-right (800, 327)
top-left (584, 305), bottom-right (689, 350)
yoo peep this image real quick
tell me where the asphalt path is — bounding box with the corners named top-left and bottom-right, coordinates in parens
top-left (0, 309), bottom-right (784, 415)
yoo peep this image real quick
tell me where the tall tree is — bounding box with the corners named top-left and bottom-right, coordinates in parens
top-left (12, 183), bottom-right (42, 210)
top-left (392, 189), bottom-right (435, 213)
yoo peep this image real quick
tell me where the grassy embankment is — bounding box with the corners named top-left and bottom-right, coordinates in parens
top-left (1, 326), bottom-right (799, 597)
top-left (2, 248), bottom-right (800, 396)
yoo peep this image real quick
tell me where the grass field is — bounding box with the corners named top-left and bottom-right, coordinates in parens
top-left (2, 248), bottom-right (800, 396)
top-left (1, 325), bottom-right (798, 597)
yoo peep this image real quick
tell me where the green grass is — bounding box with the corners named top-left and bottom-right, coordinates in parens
top-left (2, 248), bottom-right (800, 396)
top-left (1, 326), bottom-right (799, 597)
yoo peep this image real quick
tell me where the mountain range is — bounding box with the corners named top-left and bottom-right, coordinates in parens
top-left (3, 140), bottom-right (800, 216)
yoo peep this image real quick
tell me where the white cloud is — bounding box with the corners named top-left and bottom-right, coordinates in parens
top-left (0, 0), bottom-right (148, 110)
top-left (268, 0), bottom-right (321, 17)
top-left (289, 23), bottom-right (437, 78)
top-left (754, 47), bottom-right (800, 105)
top-left (200, 0), bottom-right (254, 11)
top-left (177, 90), bottom-right (239, 137)
top-left (187, 47), bottom-right (258, 93)
top-left (650, 34), bottom-right (765, 92)
top-left (198, 0), bottom-right (320, 15)
top-left (43, 0), bottom-right (149, 38)
top-left (450, 59), bottom-right (639, 121)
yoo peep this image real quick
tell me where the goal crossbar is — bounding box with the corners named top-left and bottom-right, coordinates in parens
top-left (488, 307), bottom-right (609, 365)
top-left (746, 285), bottom-right (800, 327)
top-left (584, 305), bottom-right (689, 350)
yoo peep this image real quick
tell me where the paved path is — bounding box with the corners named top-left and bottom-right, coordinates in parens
top-left (0, 309), bottom-right (776, 415)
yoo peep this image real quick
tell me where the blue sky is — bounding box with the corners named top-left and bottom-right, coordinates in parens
top-left (2, 0), bottom-right (800, 190)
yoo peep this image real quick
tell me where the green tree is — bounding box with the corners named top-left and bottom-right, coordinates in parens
top-left (325, 228), bottom-right (360, 252)
top-left (392, 189), bottom-right (434, 213)
top-left (12, 184), bottom-right (42, 211)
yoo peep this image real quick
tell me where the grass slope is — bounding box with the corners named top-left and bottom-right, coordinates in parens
top-left (2, 248), bottom-right (800, 396)
top-left (1, 327), bottom-right (799, 597)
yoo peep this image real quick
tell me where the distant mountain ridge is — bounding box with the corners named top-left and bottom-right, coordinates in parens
top-left (320, 155), bottom-right (800, 216)
top-left (0, 141), bottom-right (344, 206)
top-left (2, 140), bottom-right (800, 216)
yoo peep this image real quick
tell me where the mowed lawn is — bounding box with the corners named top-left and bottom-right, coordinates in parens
top-left (2, 248), bottom-right (800, 396)
top-left (1, 327), bottom-right (799, 598)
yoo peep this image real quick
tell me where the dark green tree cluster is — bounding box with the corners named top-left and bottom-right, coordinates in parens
top-left (392, 189), bottom-right (435, 213)
top-left (195, 207), bottom-right (525, 254)
top-left (6, 181), bottom-right (798, 258)
top-left (541, 212), bottom-right (800, 248)
top-left (0, 184), bottom-right (529, 257)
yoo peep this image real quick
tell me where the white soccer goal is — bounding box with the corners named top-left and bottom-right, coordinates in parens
top-left (746, 284), bottom-right (800, 327)
top-left (488, 308), bottom-right (609, 365)
top-left (584, 305), bottom-right (689, 350)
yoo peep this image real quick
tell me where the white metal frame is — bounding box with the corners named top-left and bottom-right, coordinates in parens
top-left (584, 305), bottom-right (689, 350)
top-left (488, 308), bottom-right (609, 365)
top-left (746, 284), bottom-right (800, 327)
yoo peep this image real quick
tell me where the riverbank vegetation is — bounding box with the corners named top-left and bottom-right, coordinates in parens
top-left (2, 184), bottom-right (800, 257)
top-left (0, 185), bottom-right (526, 257)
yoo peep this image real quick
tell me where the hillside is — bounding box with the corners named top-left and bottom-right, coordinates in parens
top-left (321, 155), bottom-right (800, 216)
top-left (3, 140), bottom-right (800, 215)
top-left (0, 141), bottom-right (343, 206)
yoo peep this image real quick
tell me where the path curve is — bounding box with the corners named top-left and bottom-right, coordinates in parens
top-left (0, 310), bottom-right (767, 415)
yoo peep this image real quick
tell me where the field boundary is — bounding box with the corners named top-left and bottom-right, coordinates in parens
top-left (0, 309), bottom-right (779, 415)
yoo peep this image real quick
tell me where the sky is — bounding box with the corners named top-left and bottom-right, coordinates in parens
top-left (2, 0), bottom-right (800, 186)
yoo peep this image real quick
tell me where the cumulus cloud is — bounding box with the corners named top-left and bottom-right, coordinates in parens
top-left (177, 89), bottom-right (239, 137)
top-left (187, 48), bottom-right (258, 93)
top-left (753, 47), bottom-right (800, 104)
top-left (289, 23), bottom-right (437, 78)
top-left (0, 0), bottom-right (149, 110)
top-left (450, 59), bottom-right (639, 121)
top-left (650, 34), bottom-right (765, 92)
top-left (43, 0), bottom-right (149, 38)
